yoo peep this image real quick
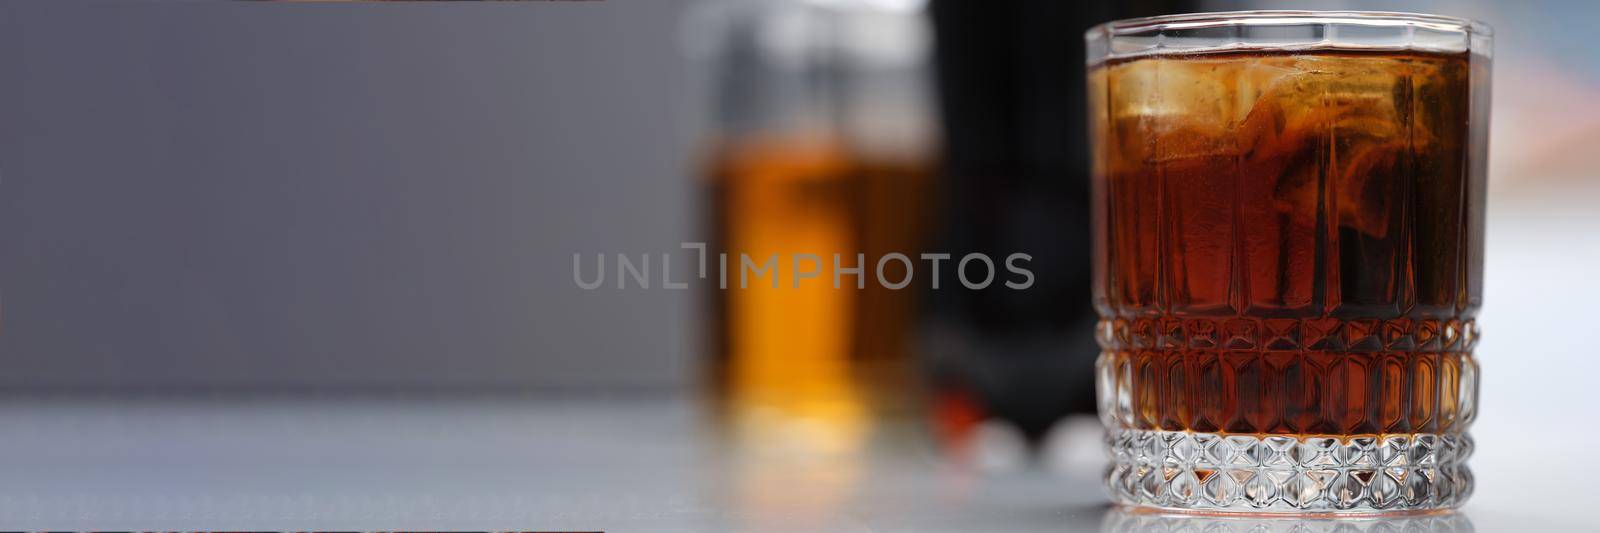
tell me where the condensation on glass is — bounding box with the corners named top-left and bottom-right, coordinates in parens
top-left (1085, 11), bottom-right (1491, 514)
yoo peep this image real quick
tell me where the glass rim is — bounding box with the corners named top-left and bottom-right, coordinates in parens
top-left (1086, 10), bottom-right (1492, 65)
top-left (1087, 10), bottom-right (1492, 39)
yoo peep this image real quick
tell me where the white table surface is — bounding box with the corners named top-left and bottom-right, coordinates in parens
top-left (0, 391), bottom-right (1585, 532)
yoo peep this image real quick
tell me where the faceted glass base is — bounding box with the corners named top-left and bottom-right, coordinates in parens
top-left (1104, 429), bottom-right (1473, 514)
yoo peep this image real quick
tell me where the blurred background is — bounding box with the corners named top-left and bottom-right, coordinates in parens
top-left (1, 0), bottom-right (1598, 530)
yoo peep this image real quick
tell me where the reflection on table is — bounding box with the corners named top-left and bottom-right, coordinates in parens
top-left (1101, 508), bottom-right (1473, 533)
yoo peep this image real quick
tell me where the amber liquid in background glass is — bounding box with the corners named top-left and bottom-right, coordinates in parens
top-left (704, 138), bottom-right (931, 416)
top-left (1089, 49), bottom-right (1488, 438)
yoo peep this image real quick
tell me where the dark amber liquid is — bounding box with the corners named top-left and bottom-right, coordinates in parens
top-left (1088, 49), bottom-right (1489, 437)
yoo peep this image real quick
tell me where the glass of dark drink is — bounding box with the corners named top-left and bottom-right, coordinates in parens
top-left (1086, 11), bottom-right (1491, 515)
